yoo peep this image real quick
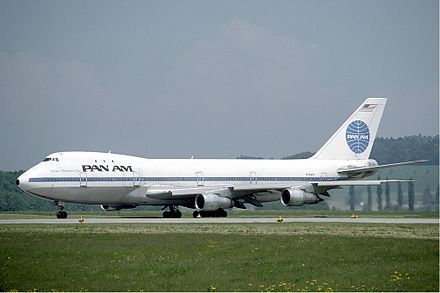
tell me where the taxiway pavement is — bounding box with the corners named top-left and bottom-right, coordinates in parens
top-left (0, 217), bottom-right (437, 225)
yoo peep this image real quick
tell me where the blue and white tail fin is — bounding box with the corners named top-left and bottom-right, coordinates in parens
top-left (312, 97), bottom-right (387, 160)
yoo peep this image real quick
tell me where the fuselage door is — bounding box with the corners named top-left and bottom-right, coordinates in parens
top-left (196, 171), bottom-right (204, 186)
top-left (133, 172), bottom-right (140, 187)
top-left (79, 172), bottom-right (87, 187)
top-left (249, 171), bottom-right (257, 184)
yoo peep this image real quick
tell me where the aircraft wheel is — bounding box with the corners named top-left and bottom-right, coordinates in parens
top-left (173, 210), bottom-right (182, 218)
top-left (213, 209), bottom-right (227, 217)
top-left (57, 210), bottom-right (67, 219)
top-left (193, 211), bottom-right (199, 218)
top-left (163, 211), bottom-right (170, 218)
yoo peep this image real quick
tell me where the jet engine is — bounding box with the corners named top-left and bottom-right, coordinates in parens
top-left (195, 193), bottom-right (234, 211)
top-left (100, 204), bottom-right (137, 211)
top-left (281, 188), bottom-right (322, 206)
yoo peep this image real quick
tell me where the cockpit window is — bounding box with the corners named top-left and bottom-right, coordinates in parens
top-left (42, 158), bottom-right (59, 162)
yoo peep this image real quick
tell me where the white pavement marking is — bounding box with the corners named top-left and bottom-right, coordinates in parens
top-left (0, 217), bottom-right (437, 225)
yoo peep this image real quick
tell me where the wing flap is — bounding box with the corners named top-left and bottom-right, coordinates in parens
top-left (145, 185), bottom-right (237, 200)
top-left (145, 184), bottom-right (289, 200)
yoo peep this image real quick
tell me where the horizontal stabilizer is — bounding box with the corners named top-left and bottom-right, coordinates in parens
top-left (337, 160), bottom-right (427, 175)
top-left (314, 179), bottom-right (413, 188)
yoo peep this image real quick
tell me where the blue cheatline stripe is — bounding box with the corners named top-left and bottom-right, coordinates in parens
top-left (28, 176), bottom-right (344, 183)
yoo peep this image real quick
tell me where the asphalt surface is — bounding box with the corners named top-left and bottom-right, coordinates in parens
top-left (0, 217), bottom-right (437, 224)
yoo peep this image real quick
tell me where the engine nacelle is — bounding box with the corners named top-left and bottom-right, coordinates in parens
top-left (195, 193), bottom-right (234, 211)
top-left (100, 204), bottom-right (136, 211)
top-left (281, 188), bottom-right (322, 206)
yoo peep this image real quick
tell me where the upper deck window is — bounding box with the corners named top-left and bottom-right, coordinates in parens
top-left (42, 158), bottom-right (59, 162)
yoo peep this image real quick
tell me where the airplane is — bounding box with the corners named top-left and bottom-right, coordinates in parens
top-left (16, 97), bottom-right (424, 219)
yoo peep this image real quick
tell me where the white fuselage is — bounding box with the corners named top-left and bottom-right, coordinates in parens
top-left (18, 151), bottom-right (374, 206)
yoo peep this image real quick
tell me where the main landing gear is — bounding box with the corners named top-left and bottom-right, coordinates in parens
top-left (162, 206), bottom-right (182, 218)
top-left (193, 208), bottom-right (227, 218)
top-left (54, 201), bottom-right (68, 219)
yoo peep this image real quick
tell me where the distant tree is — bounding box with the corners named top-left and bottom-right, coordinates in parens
top-left (282, 152), bottom-right (315, 160)
top-left (367, 185), bottom-right (372, 211)
top-left (385, 178), bottom-right (391, 210)
top-left (423, 185), bottom-right (432, 204)
top-left (0, 170), bottom-right (100, 211)
top-left (377, 176), bottom-right (383, 211)
top-left (239, 134), bottom-right (439, 163)
top-left (349, 186), bottom-right (355, 211)
top-left (408, 180), bottom-right (415, 211)
top-left (370, 135), bottom-right (439, 165)
top-left (397, 182), bottom-right (403, 209)
top-left (422, 185), bottom-right (432, 210)
top-left (435, 186), bottom-right (439, 211)
top-left (236, 155), bottom-right (264, 160)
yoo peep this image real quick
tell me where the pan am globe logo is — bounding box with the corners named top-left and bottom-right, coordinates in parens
top-left (346, 120), bottom-right (370, 154)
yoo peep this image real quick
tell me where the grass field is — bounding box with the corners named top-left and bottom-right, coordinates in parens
top-left (0, 222), bottom-right (438, 292)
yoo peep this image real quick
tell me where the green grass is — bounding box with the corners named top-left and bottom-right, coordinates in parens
top-left (0, 223), bottom-right (438, 292)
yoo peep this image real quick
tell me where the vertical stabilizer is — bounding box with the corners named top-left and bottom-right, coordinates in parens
top-left (311, 98), bottom-right (387, 160)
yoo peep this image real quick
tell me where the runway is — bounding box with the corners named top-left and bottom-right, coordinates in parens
top-left (0, 217), bottom-right (437, 225)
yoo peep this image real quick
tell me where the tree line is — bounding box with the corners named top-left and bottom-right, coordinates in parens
top-left (370, 135), bottom-right (439, 165)
top-left (0, 171), bottom-right (99, 211)
top-left (239, 135), bottom-right (439, 164)
top-left (348, 180), bottom-right (439, 212)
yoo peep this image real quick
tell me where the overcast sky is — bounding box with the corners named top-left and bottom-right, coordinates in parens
top-left (0, 0), bottom-right (438, 170)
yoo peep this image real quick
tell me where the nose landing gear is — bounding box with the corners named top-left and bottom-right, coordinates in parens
top-left (57, 210), bottom-right (68, 219)
top-left (54, 201), bottom-right (68, 219)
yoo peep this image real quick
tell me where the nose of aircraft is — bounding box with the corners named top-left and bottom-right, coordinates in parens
top-left (16, 172), bottom-right (30, 192)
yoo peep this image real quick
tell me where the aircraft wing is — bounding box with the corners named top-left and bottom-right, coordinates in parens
top-left (144, 184), bottom-right (288, 200)
top-left (142, 178), bottom-right (413, 209)
top-left (337, 160), bottom-right (427, 177)
top-left (145, 185), bottom-right (233, 200)
top-left (144, 178), bottom-right (412, 200)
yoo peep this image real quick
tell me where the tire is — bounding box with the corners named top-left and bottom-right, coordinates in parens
top-left (57, 210), bottom-right (67, 219)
